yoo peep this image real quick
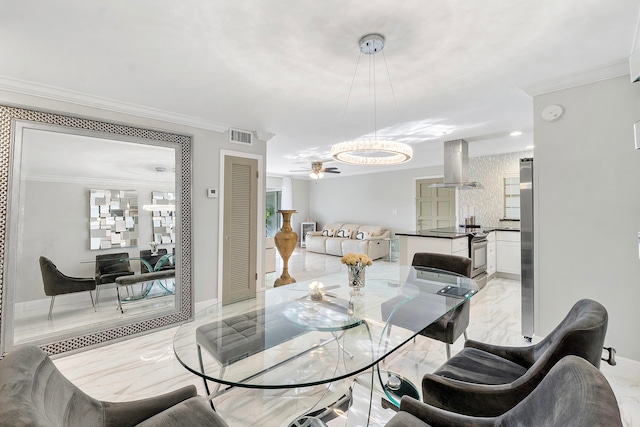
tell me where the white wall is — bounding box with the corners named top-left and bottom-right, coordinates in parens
top-left (0, 89), bottom-right (267, 307)
top-left (534, 75), bottom-right (640, 361)
top-left (308, 165), bottom-right (443, 233)
top-left (291, 178), bottom-right (311, 242)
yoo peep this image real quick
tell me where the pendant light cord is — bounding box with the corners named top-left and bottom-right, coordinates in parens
top-left (341, 52), bottom-right (363, 126)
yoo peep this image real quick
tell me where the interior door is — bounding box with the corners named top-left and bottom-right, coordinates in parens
top-left (222, 155), bottom-right (258, 304)
top-left (416, 178), bottom-right (455, 231)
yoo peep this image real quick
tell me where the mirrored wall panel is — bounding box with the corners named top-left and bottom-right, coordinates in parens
top-left (147, 191), bottom-right (175, 244)
top-left (90, 189), bottom-right (139, 249)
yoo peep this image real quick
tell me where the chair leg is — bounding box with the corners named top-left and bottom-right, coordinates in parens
top-left (48, 296), bottom-right (55, 320)
top-left (463, 330), bottom-right (468, 341)
top-left (116, 286), bottom-right (124, 314)
top-left (89, 290), bottom-right (96, 312)
top-left (446, 343), bottom-right (451, 360)
top-left (95, 285), bottom-right (101, 306)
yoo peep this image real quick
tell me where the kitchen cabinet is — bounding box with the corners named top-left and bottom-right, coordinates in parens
top-left (496, 231), bottom-right (521, 277)
top-left (397, 235), bottom-right (469, 265)
top-left (486, 231), bottom-right (496, 276)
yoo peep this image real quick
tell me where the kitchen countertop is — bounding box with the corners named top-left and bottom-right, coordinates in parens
top-left (396, 225), bottom-right (520, 239)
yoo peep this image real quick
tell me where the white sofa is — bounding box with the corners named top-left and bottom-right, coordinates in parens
top-left (305, 222), bottom-right (390, 260)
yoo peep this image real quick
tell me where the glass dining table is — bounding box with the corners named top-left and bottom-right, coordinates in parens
top-left (173, 265), bottom-right (478, 426)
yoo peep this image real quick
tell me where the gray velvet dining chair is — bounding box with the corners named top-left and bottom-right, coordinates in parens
top-left (385, 355), bottom-right (622, 427)
top-left (95, 252), bottom-right (135, 303)
top-left (381, 252), bottom-right (472, 359)
top-left (420, 298), bottom-right (608, 417)
top-left (411, 253), bottom-right (472, 359)
top-left (39, 256), bottom-right (96, 320)
top-left (0, 345), bottom-right (229, 427)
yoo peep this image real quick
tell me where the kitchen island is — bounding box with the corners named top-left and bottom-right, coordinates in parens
top-left (396, 225), bottom-right (521, 286)
top-left (396, 228), bottom-right (470, 266)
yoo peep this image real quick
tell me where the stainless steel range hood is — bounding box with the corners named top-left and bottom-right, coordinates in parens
top-left (430, 139), bottom-right (483, 189)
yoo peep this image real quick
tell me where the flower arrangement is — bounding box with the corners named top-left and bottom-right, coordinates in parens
top-left (341, 253), bottom-right (372, 292)
top-left (340, 252), bottom-right (373, 267)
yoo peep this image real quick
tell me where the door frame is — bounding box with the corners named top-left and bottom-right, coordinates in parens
top-left (218, 150), bottom-right (265, 303)
top-left (412, 174), bottom-right (460, 228)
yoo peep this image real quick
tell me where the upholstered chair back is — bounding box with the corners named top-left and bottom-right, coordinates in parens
top-left (412, 252), bottom-right (472, 278)
top-left (39, 256), bottom-right (96, 296)
top-left (0, 345), bottom-right (104, 426)
top-left (532, 298), bottom-right (608, 368)
top-left (499, 356), bottom-right (622, 426)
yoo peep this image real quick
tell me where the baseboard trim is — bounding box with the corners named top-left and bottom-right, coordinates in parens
top-left (195, 298), bottom-right (218, 312)
top-left (496, 272), bottom-right (521, 280)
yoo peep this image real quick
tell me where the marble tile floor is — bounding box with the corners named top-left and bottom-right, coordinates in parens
top-left (14, 282), bottom-right (175, 343)
top-left (54, 248), bottom-right (640, 426)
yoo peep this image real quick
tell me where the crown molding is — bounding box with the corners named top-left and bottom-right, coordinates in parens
top-left (24, 173), bottom-right (173, 189)
top-left (0, 75), bottom-right (232, 132)
top-left (519, 60), bottom-right (630, 97)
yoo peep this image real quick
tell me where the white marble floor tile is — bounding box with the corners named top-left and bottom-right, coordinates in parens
top-left (53, 248), bottom-right (640, 426)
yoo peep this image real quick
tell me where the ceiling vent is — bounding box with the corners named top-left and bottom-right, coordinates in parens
top-left (230, 129), bottom-right (253, 145)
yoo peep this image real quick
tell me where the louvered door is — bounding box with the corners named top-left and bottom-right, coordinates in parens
top-left (222, 155), bottom-right (258, 304)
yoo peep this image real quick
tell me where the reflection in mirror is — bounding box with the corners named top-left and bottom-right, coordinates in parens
top-left (0, 105), bottom-right (192, 356)
top-left (146, 191), bottom-right (176, 245)
top-left (90, 189), bottom-right (139, 250)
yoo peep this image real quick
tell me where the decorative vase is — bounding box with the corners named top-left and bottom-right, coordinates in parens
top-left (274, 209), bottom-right (298, 287)
top-left (348, 264), bottom-right (366, 291)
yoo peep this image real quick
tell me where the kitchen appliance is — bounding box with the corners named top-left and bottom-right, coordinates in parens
top-left (429, 139), bottom-right (483, 189)
top-left (520, 157), bottom-right (534, 340)
top-left (469, 231), bottom-right (488, 288)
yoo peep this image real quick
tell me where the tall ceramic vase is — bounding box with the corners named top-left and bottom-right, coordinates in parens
top-left (274, 209), bottom-right (298, 287)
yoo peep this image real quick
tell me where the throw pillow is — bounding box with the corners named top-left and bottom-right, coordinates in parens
top-left (336, 228), bottom-right (353, 239)
top-left (322, 228), bottom-right (334, 237)
top-left (355, 231), bottom-right (371, 240)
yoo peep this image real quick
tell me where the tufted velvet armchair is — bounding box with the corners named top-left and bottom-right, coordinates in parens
top-left (420, 298), bottom-right (608, 417)
top-left (386, 356), bottom-right (622, 427)
top-left (0, 345), bottom-right (228, 427)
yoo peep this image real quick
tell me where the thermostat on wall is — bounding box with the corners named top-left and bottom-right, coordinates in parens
top-left (207, 188), bottom-right (218, 198)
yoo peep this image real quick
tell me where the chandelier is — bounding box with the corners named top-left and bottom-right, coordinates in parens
top-left (331, 34), bottom-right (413, 166)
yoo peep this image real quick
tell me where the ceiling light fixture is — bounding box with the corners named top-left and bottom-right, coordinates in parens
top-left (309, 171), bottom-right (324, 180)
top-left (330, 34), bottom-right (413, 166)
top-left (510, 131), bottom-right (523, 136)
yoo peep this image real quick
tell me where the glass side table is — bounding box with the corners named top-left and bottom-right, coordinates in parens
top-left (383, 237), bottom-right (399, 262)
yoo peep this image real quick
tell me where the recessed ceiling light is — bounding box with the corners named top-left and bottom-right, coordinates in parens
top-left (510, 131), bottom-right (523, 136)
top-left (526, 145), bottom-right (534, 149)
top-left (434, 132), bottom-right (446, 137)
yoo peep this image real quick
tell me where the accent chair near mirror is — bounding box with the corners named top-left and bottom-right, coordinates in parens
top-left (0, 105), bottom-right (193, 356)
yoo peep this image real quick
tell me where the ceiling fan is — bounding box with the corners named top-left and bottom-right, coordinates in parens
top-left (291, 161), bottom-right (341, 180)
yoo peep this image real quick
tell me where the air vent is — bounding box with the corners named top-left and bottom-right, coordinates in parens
top-left (230, 129), bottom-right (253, 145)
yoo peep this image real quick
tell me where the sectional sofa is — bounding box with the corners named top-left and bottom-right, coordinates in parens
top-left (305, 222), bottom-right (390, 260)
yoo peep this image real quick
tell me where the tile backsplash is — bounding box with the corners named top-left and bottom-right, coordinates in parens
top-left (459, 150), bottom-right (533, 227)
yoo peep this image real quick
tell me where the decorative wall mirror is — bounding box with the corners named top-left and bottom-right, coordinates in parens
top-left (90, 189), bottom-right (139, 250)
top-left (0, 105), bottom-right (192, 355)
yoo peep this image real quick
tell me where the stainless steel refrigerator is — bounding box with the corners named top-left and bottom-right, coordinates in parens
top-left (520, 158), bottom-right (534, 340)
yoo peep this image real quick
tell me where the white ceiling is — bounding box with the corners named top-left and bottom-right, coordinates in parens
top-left (1, 0), bottom-right (639, 179)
